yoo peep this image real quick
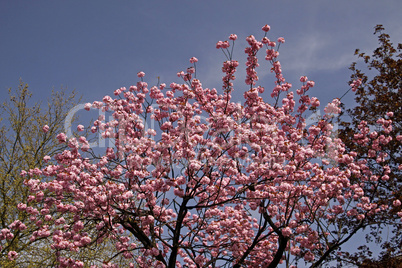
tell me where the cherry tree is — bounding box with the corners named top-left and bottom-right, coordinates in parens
top-left (3, 25), bottom-right (401, 267)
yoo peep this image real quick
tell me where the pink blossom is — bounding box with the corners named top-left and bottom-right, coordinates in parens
top-left (84, 102), bottom-right (92, 111)
top-left (221, 40), bottom-right (230, 48)
top-left (324, 99), bottom-right (341, 114)
top-left (229, 34), bottom-right (238, 41)
top-left (386, 111), bottom-right (394, 117)
top-left (300, 76), bottom-right (308, 83)
top-left (393, 200), bottom-right (401, 207)
top-left (8, 251), bottom-right (18, 261)
top-left (306, 80), bottom-right (315, 87)
top-left (56, 133), bottom-right (67, 143)
top-left (262, 24), bottom-right (271, 32)
top-left (17, 203), bottom-right (27, 211)
top-left (277, 37), bottom-right (285, 43)
top-left (304, 251), bottom-right (315, 262)
top-left (9, 220), bottom-right (27, 231)
top-left (282, 227), bottom-right (292, 237)
top-left (290, 247), bottom-right (301, 256)
top-left (42, 125), bottom-right (49, 133)
top-left (137, 71), bottom-right (145, 78)
top-left (189, 57), bottom-right (198, 63)
top-left (350, 79), bottom-right (362, 92)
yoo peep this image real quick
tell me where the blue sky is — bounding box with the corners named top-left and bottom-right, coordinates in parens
top-left (1, 1), bottom-right (401, 110)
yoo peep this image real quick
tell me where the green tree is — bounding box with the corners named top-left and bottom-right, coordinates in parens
top-left (339, 25), bottom-right (402, 266)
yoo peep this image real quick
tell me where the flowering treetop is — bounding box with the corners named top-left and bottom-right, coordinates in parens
top-left (2, 24), bottom-right (401, 268)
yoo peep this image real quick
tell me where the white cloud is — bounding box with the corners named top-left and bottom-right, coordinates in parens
top-left (279, 33), bottom-right (358, 74)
